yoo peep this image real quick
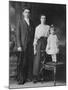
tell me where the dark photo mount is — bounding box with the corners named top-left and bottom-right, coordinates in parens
top-left (9, 1), bottom-right (66, 89)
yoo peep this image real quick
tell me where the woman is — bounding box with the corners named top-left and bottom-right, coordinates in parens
top-left (33, 15), bottom-right (50, 83)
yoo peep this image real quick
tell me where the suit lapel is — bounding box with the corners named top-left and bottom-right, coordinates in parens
top-left (21, 17), bottom-right (32, 33)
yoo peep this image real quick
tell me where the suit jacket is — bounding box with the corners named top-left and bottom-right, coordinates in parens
top-left (16, 17), bottom-right (34, 50)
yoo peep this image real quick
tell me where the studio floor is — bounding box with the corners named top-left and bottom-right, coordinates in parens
top-left (9, 81), bottom-right (66, 89)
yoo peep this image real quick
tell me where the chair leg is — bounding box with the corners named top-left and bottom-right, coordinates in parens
top-left (54, 67), bottom-right (56, 86)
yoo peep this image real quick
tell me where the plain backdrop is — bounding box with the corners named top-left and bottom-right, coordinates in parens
top-left (0, 0), bottom-right (68, 90)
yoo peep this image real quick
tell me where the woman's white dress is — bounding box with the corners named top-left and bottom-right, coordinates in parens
top-left (46, 34), bottom-right (59, 55)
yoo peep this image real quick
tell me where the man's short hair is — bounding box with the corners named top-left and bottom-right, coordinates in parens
top-left (22, 7), bottom-right (31, 13)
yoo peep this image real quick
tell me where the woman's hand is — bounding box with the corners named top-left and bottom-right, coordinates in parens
top-left (34, 45), bottom-right (37, 55)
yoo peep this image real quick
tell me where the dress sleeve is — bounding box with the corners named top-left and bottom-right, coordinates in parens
top-left (46, 36), bottom-right (50, 52)
top-left (46, 26), bottom-right (50, 37)
top-left (33, 27), bottom-right (39, 54)
top-left (56, 35), bottom-right (59, 47)
top-left (33, 27), bottom-right (38, 46)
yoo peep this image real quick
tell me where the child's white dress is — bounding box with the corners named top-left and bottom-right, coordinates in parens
top-left (46, 34), bottom-right (59, 55)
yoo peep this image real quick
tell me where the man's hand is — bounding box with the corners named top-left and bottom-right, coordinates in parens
top-left (17, 47), bottom-right (22, 52)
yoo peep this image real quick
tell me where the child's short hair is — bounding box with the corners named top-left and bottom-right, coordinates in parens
top-left (50, 24), bottom-right (54, 29)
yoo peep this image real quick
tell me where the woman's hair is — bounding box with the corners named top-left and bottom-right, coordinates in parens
top-left (40, 14), bottom-right (46, 19)
top-left (22, 7), bottom-right (31, 13)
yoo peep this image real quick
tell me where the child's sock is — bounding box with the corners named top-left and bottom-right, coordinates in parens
top-left (52, 54), bottom-right (57, 62)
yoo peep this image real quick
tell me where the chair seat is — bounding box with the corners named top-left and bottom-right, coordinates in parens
top-left (44, 62), bottom-right (64, 71)
top-left (46, 62), bottom-right (64, 65)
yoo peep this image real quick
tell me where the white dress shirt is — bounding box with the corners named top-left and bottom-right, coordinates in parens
top-left (24, 18), bottom-right (30, 26)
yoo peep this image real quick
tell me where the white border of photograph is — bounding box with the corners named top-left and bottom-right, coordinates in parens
top-left (0, 0), bottom-right (68, 90)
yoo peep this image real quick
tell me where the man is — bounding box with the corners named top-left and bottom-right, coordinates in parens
top-left (17, 7), bottom-right (34, 84)
top-left (33, 15), bottom-right (50, 83)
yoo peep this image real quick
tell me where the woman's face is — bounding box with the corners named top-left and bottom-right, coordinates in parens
top-left (40, 16), bottom-right (46, 24)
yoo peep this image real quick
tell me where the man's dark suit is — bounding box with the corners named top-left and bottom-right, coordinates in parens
top-left (16, 17), bottom-right (34, 82)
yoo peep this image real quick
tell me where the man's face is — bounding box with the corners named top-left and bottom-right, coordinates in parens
top-left (23, 9), bottom-right (30, 18)
top-left (40, 16), bottom-right (46, 24)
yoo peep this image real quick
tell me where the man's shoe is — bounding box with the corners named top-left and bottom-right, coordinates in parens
top-left (18, 80), bottom-right (26, 85)
top-left (33, 79), bottom-right (37, 83)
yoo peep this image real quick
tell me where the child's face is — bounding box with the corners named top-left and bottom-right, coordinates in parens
top-left (50, 28), bottom-right (54, 34)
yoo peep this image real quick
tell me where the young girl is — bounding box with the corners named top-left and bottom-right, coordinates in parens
top-left (46, 25), bottom-right (59, 62)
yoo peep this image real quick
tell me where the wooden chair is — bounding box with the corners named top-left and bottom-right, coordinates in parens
top-left (39, 50), bottom-right (64, 86)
